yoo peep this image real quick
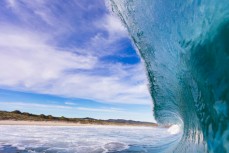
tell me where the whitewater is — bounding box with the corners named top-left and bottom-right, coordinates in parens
top-left (0, 125), bottom-right (181, 153)
top-left (109, 0), bottom-right (229, 152)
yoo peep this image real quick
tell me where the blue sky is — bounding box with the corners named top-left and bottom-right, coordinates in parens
top-left (0, 0), bottom-right (155, 122)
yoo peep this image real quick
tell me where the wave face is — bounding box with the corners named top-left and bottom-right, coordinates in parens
top-left (109, 0), bottom-right (229, 152)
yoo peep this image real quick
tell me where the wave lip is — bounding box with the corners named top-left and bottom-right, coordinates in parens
top-left (109, 0), bottom-right (229, 152)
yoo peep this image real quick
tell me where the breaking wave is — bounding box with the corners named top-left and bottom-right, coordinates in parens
top-left (109, 0), bottom-right (229, 152)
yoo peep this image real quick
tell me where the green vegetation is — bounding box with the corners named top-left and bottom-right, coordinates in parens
top-left (0, 110), bottom-right (157, 127)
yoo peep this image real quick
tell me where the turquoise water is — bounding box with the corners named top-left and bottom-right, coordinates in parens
top-left (109, 0), bottom-right (229, 152)
top-left (0, 125), bottom-right (181, 153)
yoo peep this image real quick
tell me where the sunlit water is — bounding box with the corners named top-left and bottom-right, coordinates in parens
top-left (0, 125), bottom-right (181, 153)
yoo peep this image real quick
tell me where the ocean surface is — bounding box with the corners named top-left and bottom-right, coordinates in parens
top-left (109, 0), bottom-right (229, 152)
top-left (0, 125), bottom-right (181, 153)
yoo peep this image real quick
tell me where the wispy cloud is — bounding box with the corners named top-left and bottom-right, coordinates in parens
top-left (0, 102), bottom-right (123, 113)
top-left (0, 0), bottom-right (151, 105)
top-left (77, 107), bottom-right (123, 113)
top-left (64, 102), bottom-right (77, 106)
top-left (0, 102), bottom-right (73, 110)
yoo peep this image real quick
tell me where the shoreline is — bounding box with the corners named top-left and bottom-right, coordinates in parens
top-left (0, 110), bottom-right (158, 127)
top-left (0, 120), bottom-right (156, 127)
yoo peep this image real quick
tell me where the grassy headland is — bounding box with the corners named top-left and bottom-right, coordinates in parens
top-left (0, 110), bottom-right (157, 127)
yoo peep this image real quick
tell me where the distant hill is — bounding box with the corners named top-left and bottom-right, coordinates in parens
top-left (0, 110), bottom-right (157, 127)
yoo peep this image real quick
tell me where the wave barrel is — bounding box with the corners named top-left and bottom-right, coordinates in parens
top-left (109, 0), bottom-right (229, 152)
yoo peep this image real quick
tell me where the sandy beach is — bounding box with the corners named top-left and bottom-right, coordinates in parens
top-left (0, 120), bottom-right (157, 128)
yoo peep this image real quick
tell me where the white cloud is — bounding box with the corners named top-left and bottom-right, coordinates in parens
top-left (0, 29), bottom-right (151, 104)
top-left (0, 1), bottom-right (152, 105)
top-left (0, 102), bottom-right (124, 113)
top-left (77, 107), bottom-right (123, 113)
top-left (0, 28), bottom-right (97, 87)
top-left (7, 0), bottom-right (16, 8)
top-left (64, 102), bottom-right (77, 106)
top-left (0, 102), bottom-right (73, 110)
top-left (95, 13), bottom-right (127, 38)
top-left (73, 15), bottom-right (128, 58)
